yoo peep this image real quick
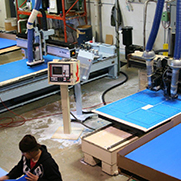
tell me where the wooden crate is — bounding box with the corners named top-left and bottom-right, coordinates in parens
top-left (81, 126), bottom-right (138, 175)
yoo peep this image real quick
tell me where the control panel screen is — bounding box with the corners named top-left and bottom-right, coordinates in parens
top-left (50, 64), bottom-right (71, 83)
top-left (53, 66), bottom-right (62, 75)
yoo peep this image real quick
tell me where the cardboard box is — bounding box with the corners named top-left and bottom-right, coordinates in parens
top-left (105, 34), bottom-right (113, 45)
top-left (4, 18), bottom-right (17, 32)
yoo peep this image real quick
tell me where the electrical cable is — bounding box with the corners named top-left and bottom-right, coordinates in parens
top-left (82, 101), bottom-right (112, 114)
top-left (82, 110), bottom-right (94, 114)
top-left (162, 67), bottom-right (169, 89)
top-left (70, 112), bottom-right (95, 130)
top-left (154, 49), bottom-right (168, 54)
top-left (0, 71), bottom-right (127, 129)
top-left (0, 96), bottom-right (108, 129)
top-left (101, 71), bottom-right (128, 105)
top-left (162, 21), bottom-right (170, 29)
top-left (0, 97), bottom-right (27, 128)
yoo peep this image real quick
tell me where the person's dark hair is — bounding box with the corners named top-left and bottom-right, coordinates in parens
top-left (19, 134), bottom-right (40, 153)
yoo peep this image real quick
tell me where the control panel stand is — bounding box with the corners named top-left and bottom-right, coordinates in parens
top-left (48, 58), bottom-right (83, 138)
top-left (60, 85), bottom-right (71, 134)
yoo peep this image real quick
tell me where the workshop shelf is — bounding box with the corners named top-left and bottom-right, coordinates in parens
top-left (15, 0), bottom-right (88, 43)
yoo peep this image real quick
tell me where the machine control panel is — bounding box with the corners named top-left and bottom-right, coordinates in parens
top-left (48, 58), bottom-right (80, 85)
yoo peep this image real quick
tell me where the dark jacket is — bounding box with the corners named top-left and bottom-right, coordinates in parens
top-left (7, 145), bottom-right (62, 181)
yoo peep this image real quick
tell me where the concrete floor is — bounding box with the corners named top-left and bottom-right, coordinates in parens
top-left (0, 52), bottom-right (141, 181)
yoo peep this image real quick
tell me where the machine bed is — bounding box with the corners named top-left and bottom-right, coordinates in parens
top-left (93, 89), bottom-right (181, 132)
top-left (0, 54), bottom-right (61, 112)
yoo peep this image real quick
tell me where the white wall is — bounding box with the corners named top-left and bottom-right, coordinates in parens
top-left (87, 0), bottom-right (166, 54)
top-left (0, 0), bottom-right (11, 29)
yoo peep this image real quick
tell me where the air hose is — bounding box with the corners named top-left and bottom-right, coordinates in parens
top-left (145, 0), bottom-right (165, 51)
top-left (173, 0), bottom-right (181, 59)
top-left (27, 0), bottom-right (41, 64)
top-left (168, 0), bottom-right (181, 98)
top-left (143, 0), bottom-right (165, 89)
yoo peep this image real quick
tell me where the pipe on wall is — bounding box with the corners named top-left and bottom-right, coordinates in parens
top-left (87, 0), bottom-right (91, 25)
top-left (94, 0), bottom-right (102, 42)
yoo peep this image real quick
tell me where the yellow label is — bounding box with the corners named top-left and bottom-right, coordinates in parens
top-left (163, 43), bottom-right (168, 56)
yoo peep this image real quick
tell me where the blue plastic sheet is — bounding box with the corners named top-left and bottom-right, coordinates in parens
top-left (126, 123), bottom-right (181, 180)
top-left (95, 89), bottom-right (181, 131)
top-left (0, 168), bottom-right (7, 177)
top-left (0, 55), bottom-right (62, 83)
top-left (0, 168), bottom-right (26, 181)
top-left (0, 38), bottom-right (16, 49)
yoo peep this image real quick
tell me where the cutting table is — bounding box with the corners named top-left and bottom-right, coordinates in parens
top-left (0, 38), bottom-right (20, 55)
top-left (126, 123), bottom-right (181, 180)
top-left (82, 88), bottom-right (181, 175)
top-left (117, 122), bottom-right (181, 181)
top-left (0, 55), bottom-right (58, 84)
top-left (0, 55), bottom-right (62, 112)
top-left (0, 38), bottom-right (17, 49)
top-left (92, 89), bottom-right (181, 179)
top-left (93, 89), bottom-right (181, 132)
top-left (0, 36), bottom-right (119, 112)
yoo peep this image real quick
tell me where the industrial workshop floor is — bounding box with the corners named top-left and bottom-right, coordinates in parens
top-left (0, 52), bottom-right (141, 181)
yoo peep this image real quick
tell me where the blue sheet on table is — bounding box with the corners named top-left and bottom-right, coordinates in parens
top-left (0, 167), bottom-right (27, 180)
top-left (0, 167), bottom-right (7, 177)
top-left (0, 55), bottom-right (62, 83)
top-left (95, 89), bottom-right (181, 131)
top-left (126, 123), bottom-right (181, 180)
top-left (0, 38), bottom-right (17, 49)
top-left (6, 175), bottom-right (26, 181)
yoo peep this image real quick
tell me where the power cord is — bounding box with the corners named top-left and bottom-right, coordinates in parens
top-left (70, 112), bottom-right (95, 130)
top-left (0, 96), bottom-right (101, 129)
top-left (0, 97), bottom-right (27, 128)
top-left (101, 71), bottom-right (128, 105)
